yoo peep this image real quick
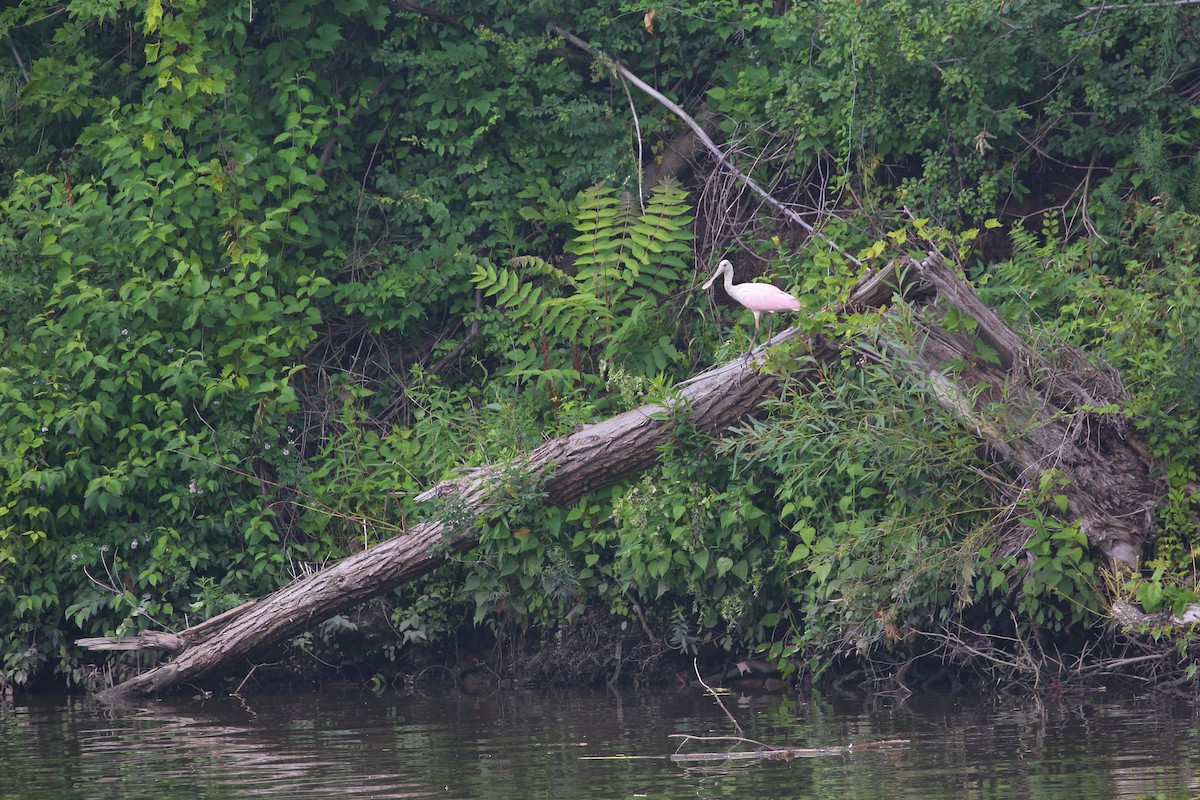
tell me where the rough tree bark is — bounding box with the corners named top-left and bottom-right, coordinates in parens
top-left (84, 327), bottom-right (789, 701)
top-left (82, 252), bottom-right (1161, 700)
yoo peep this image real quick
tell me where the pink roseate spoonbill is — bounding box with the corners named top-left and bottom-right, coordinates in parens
top-left (701, 259), bottom-right (802, 354)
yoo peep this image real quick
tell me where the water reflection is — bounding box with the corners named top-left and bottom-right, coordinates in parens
top-left (1, 686), bottom-right (1198, 799)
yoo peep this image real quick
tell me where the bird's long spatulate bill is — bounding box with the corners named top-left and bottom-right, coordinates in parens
top-left (701, 266), bottom-right (723, 290)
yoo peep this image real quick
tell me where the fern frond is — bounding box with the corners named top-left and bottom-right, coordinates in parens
top-left (510, 255), bottom-right (569, 280)
top-left (500, 179), bottom-right (696, 383)
top-left (632, 181), bottom-right (695, 292)
top-left (470, 259), bottom-right (549, 322)
top-left (543, 294), bottom-right (611, 344)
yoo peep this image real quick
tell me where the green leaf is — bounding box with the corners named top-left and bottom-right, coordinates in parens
top-left (145, 0), bottom-right (163, 33)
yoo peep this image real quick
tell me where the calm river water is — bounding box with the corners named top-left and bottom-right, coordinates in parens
top-left (1, 685), bottom-right (1197, 799)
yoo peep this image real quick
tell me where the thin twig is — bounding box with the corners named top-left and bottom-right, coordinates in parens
top-left (694, 658), bottom-right (743, 735)
top-left (669, 733), bottom-right (782, 752)
top-left (616, 72), bottom-right (646, 210)
top-left (233, 663), bottom-right (259, 695)
top-left (82, 557), bottom-right (173, 633)
top-left (624, 590), bottom-right (656, 643)
top-left (7, 35), bottom-right (30, 83)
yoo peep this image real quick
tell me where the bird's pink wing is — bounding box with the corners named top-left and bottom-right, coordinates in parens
top-left (729, 283), bottom-right (802, 312)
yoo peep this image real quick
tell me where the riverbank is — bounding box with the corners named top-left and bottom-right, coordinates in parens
top-left (52, 600), bottom-right (1195, 701)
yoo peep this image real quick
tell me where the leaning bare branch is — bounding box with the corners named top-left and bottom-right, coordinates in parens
top-left (552, 25), bottom-right (863, 269)
top-left (693, 658), bottom-right (743, 735)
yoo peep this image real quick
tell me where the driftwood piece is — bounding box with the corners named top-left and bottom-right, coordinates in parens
top-left (1110, 600), bottom-right (1200, 629)
top-left (668, 738), bottom-right (911, 762)
top-left (75, 631), bottom-right (186, 652)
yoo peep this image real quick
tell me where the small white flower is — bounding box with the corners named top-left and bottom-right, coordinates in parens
top-left (130, 540), bottom-right (139, 550)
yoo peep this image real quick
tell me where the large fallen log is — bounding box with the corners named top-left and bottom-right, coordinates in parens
top-left (85, 259), bottom-right (908, 701)
top-left (84, 269), bottom-right (875, 701)
top-left (83, 250), bottom-right (1161, 700)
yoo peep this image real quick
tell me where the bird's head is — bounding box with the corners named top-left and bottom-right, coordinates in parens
top-left (701, 259), bottom-right (733, 290)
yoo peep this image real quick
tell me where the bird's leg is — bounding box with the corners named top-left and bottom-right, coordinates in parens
top-left (746, 314), bottom-right (761, 360)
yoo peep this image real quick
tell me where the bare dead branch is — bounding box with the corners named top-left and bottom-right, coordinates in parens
top-left (552, 26), bottom-right (863, 269)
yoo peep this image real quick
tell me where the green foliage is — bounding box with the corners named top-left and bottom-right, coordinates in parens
top-left (471, 181), bottom-right (693, 392)
top-left (1004, 477), bottom-right (1102, 629)
top-left (705, 1), bottom-right (1200, 222)
top-left (1, 0), bottom-right (1199, 690)
top-left (0, 0), bottom-right (670, 687)
top-left (729, 355), bottom-right (999, 672)
top-left (0, 0), bottom-right (345, 684)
